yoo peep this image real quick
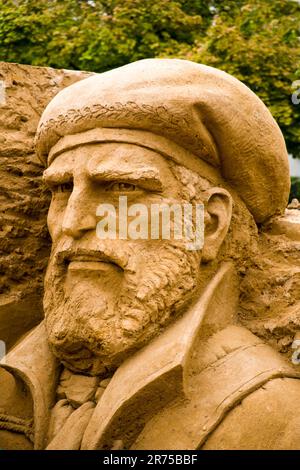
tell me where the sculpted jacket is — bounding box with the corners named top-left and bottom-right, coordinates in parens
top-left (1, 263), bottom-right (300, 450)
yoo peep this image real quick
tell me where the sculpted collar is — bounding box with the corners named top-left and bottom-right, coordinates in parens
top-left (1, 262), bottom-right (238, 449)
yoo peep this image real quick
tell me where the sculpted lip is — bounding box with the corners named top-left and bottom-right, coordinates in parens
top-left (68, 259), bottom-right (119, 272)
top-left (57, 250), bottom-right (125, 272)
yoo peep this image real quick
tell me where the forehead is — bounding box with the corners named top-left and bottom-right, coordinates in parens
top-left (46, 142), bottom-right (172, 174)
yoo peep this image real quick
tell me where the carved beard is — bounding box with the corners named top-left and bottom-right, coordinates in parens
top-left (43, 239), bottom-right (200, 376)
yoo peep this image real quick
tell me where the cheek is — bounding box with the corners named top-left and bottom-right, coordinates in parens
top-left (47, 194), bottom-right (69, 240)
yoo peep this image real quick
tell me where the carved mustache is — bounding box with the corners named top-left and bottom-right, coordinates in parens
top-left (54, 247), bottom-right (132, 272)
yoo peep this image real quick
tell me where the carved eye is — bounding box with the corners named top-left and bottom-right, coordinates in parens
top-left (55, 182), bottom-right (73, 193)
top-left (109, 182), bottom-right (136, 192)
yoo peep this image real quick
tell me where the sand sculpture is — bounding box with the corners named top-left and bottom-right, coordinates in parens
top-left (0, 59), bottom-right (299, 450)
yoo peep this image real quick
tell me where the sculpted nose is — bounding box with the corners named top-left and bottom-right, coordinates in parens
top-left (62, 189), bottom-right (97, 239)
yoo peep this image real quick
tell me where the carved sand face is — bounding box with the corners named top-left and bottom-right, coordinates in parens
top-left (43, 143), bottom-right (203, 376)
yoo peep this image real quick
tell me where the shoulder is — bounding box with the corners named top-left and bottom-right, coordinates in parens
top-left (0, 367), bottom-right (34, 450)
top-left (202, 376), bottom-right (300, 450)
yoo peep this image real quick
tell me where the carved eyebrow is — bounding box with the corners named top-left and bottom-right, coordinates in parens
top-left (43, 163), bottom-right (164, 191)
top-left (88, 166), bottom-right (163, 191)
top-left (43, 168), bottom-right (73, 186)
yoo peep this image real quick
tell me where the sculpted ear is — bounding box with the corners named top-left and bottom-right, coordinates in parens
top-left (202, 188), bottom-right (233, 263)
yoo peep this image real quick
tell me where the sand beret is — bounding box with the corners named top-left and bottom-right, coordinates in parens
top-left (35, 58), bottom-right (290, 223)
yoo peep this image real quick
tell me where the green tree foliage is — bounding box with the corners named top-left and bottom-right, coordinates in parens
top-left (0, 0), bottom-right (209, 70)
top-left (0, 0), bottom-right (299, 158)
top-left (290, 177), bottom-right (300, 201)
